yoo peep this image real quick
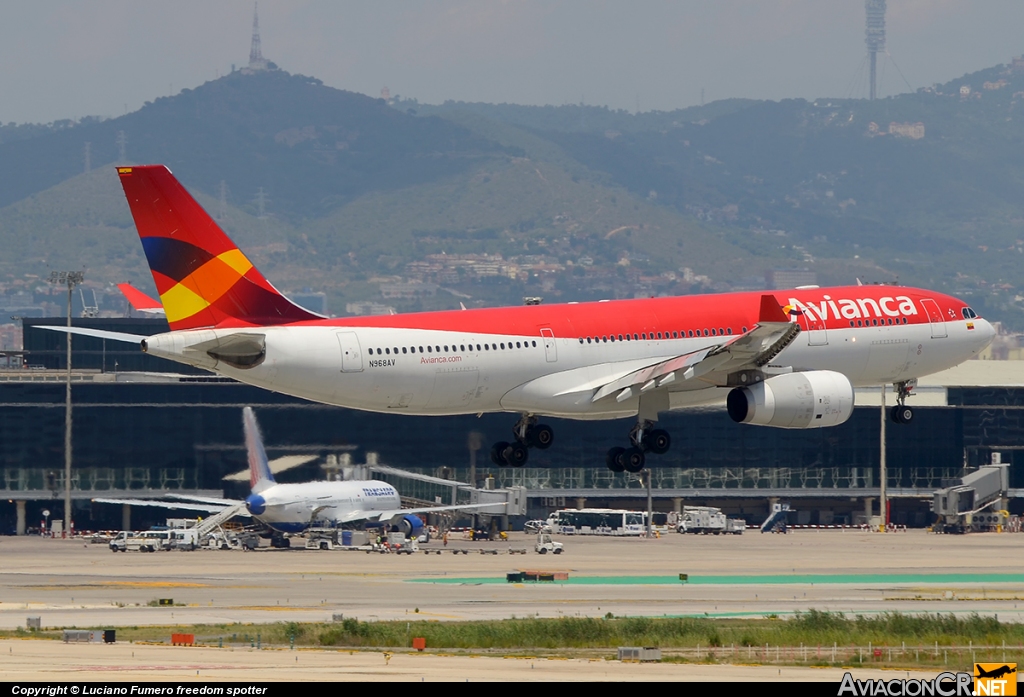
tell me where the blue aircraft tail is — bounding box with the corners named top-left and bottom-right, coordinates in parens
top-left (243, 407), bottom-right (275, 493)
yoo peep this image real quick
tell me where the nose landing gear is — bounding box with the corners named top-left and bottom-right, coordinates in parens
top-left (490, 415), bottom-right (555, 467)
top-left (606, 420), bottom-right (671, 473)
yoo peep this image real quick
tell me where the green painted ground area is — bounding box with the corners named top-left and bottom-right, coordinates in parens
top-left (408, 573), bottom-right (1024, 586)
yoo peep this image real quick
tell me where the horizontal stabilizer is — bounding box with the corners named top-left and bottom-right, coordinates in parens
top-left (36, 325), bottom-right (150, 344)
top-left (221, 455), bottom-right (318, 482)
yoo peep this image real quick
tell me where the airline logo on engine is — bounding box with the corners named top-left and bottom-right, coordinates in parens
top-left (787, 295), bottom-right (919, 322)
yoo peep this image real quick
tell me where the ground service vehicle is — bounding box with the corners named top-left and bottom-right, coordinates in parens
top-left (535, 533), bottom-right (564, 554)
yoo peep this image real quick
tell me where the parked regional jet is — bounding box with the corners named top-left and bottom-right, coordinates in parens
top-left (50, 165), bottom-right (995, 473)
top-left (96, 407), bottom-right (500, 537)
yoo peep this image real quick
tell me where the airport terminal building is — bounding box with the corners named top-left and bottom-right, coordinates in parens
top-left (1, 319), bottom-right (1023, 532)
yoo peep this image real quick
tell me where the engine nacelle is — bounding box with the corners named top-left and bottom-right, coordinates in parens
top-left (726, 370), bottom-right (854, 429)
top-left (392, 514), bottom-right (424, 538)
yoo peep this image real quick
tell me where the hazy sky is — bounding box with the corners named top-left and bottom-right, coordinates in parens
top-left (3, 1), bottom-right (1024, 124)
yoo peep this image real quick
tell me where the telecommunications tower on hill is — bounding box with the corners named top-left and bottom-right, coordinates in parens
top-left (247, 3), bottom-right (269, 71)
top-left (865, 0), bottom-right (886, 100)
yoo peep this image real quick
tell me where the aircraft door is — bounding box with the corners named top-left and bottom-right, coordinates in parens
top-left (801, 310), bottom-right (828, 346)
top-left (540, 328), bottom-right (557, 363)
top-left (920, 298), bottom-right (947, 339)
top-left (336, 331), bottom-right (364, 372)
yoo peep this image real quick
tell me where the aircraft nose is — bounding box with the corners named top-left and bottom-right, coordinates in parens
top-left (975, 318), bottom-right (996, 351)
top-left (245, 494), bottom-right (266, 515)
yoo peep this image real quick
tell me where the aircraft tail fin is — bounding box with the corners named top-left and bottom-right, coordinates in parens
top-left (115, 165), bottom-right (323, 331)
top-left (243, 407), bottom-right (275, 493)
top-left (117, 283), bottom-right (165, 315)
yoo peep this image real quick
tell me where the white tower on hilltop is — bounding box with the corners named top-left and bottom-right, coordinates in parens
top-left (248, 3), bottom-right (269, 71)
top-left (865, 0), bottom-right (886, 100)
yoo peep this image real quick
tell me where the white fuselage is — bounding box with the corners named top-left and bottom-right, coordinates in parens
top-left (249, 480), bottom-right (401, 532)
top-left (145, 314), bottom-right (993, 421)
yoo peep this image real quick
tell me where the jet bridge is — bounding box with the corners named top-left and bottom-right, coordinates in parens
top-left (931, 463), bottom-right (1009, 533)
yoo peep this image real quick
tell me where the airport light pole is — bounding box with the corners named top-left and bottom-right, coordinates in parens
top-left (646, 469), bottom-right (653, 538)
top-left (879, 383), bottom-right (887, 532)
top-left (48, 270), bottom-right (84, 538)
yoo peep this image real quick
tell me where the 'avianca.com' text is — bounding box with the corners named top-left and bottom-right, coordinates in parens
top-left (420, 355), bottom-right (463, 365)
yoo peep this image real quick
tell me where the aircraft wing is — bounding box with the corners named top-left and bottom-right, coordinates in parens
top-left (36, 325), bottom-right (150, 344)
top-left (590, 295), bottom-right (800, 403)
top-left (91, 497), bottom-right (249, 515)
top-left (166, 493), bottom-right (243, 507)
top-left (337, 502), bottom-right (507, 525)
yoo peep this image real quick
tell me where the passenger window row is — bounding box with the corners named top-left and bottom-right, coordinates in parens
top-left (847, 318), bottom-right (908, 327)
top-left (368, 340), bottom-right (538, 356)
top-left (577, 327), bottom-right (740, 344)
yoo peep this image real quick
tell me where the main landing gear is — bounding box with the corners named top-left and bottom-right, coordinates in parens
top-left (491, 415), bottom-right (554, 467)
top-left (606, 420), bottom-right (671, 474)
top-left (890, 379), bottom-right (916, 425)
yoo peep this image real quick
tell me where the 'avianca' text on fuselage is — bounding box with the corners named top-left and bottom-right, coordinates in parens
top-left (786, 294), bottom-right (918, 323)
top-left (46, 165), bottom-right (996, 475)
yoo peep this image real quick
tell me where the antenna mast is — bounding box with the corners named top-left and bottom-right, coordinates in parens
top-left (865, 0), bottom-right (886, 100)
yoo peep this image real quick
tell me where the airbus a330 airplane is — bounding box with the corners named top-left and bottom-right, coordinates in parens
top-left (51, 165), bottom-right (995, 473)
top-left (98, 407), bottom-right (500, 537)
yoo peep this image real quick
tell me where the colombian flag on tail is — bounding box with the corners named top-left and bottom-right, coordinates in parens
top-left (116, 166), bottom-right (322, 331)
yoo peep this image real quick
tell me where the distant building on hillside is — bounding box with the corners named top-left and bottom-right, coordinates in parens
top-left (345, 302), bottom-right (395, 316)
top-left (888, 122), bottom-right (925, 139)
top-left (1012, 56), bottom-right (1024, 73)
top-left (380, 282), bottom-right (438, 300)
top-left (767, 269), bottom-right (817, 290)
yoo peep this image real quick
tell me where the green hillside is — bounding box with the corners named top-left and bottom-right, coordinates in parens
top-left (5, 61), bottom-right (1024, 324)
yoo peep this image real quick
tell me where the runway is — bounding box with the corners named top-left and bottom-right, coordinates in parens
top-left (2, 530), bottom-right (1023, 629)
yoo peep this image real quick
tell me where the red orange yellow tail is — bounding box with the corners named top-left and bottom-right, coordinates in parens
top-left (116, 165), bottom-right (322, 330)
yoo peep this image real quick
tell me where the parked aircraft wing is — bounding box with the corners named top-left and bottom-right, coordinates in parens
top-left (337, 502), bottom-right (507, 525)
top-left (166, 493), bottom-right (243, 507)
top-left (591, 295), bottom-right (800, 403)
top-left (90, 497), bottom-right (244, 514)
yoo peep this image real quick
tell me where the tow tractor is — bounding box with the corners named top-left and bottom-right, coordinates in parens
top-left (534, 533), bottom-right (563, 554)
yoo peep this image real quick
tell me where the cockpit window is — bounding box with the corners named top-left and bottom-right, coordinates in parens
top-left (962, 307), bottom-right (978, 319)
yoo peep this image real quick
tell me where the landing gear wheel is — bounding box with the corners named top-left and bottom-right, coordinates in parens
top-left (491, 441), bottom-right (510, 467)
top-left (623, 447), bottom-right (646, 473)
top-left (647, 429), bottom-right (671, 455)
top-left (529, 424), bottom-right (554, 450)
top-left (892, 405), bottom-right (914, 424)
top-left (606, 447), bottom-right (626, 473)
top-left (503, 442), bottom-right (529, 467)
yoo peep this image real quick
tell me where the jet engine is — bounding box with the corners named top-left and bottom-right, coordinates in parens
top-left (391, 514), bottom-right (425, 538)
top-left (726, 370), bottom-right (854, 429)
